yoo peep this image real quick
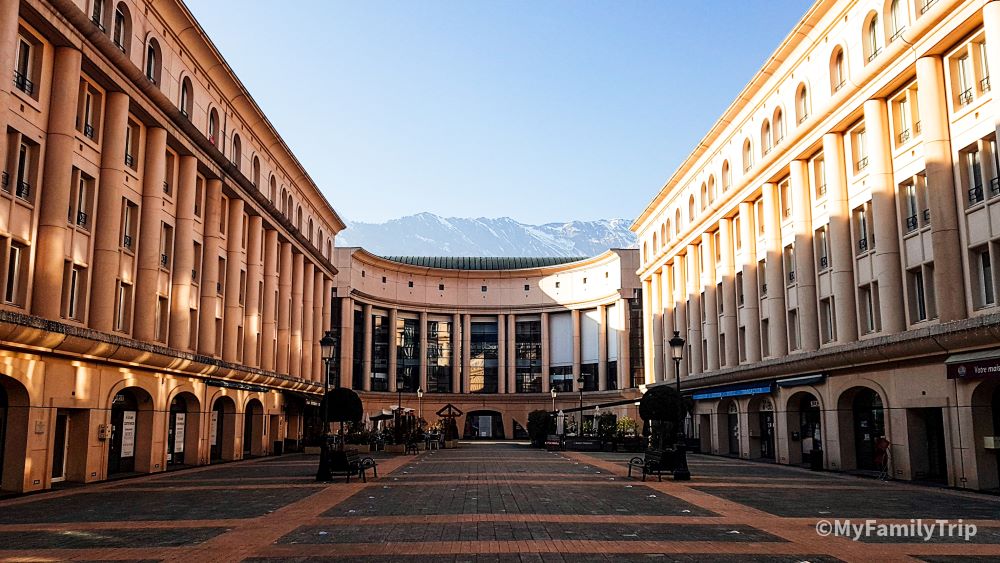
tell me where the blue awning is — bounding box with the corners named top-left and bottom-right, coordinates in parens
top-left (691, 381), bottom-right (774, 401)
top-left (776, 373), bottom-right (826, 388)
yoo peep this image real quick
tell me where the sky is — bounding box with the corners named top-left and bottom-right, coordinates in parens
top-left (187, 0), bottom-right (812, 225)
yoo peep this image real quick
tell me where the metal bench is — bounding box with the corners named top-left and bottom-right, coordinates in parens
top-left (330, 448), bottom-right (378, 483)
top-left (627, 449), bottom-right (675, 481)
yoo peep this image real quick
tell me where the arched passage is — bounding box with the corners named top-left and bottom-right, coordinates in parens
top-left (167, 392), bottom-right (200, 466)
top-left (243, 398), bottom-right (265, 457)
top-left (463, 410), bottom-right (505, 439)
top-left (970, 379), bottom-right (1000, 490)
top-left (0, 375), bottom-right (29, 492)
top-left (837, 386), bottom-right (887, 471)
top-left (785, 390), bottom-right (822, 466)
top-left (108, 387), bottom-right (154, 476)
top-left (747, 395), bottom-right (775, 461)
top-left (716, 398), bottom-right (740, 456)
top-left (210, 395), bottom-right (237, 462)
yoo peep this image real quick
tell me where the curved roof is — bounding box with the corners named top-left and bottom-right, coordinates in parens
top-left (379, 256), bottom-right (588, 271)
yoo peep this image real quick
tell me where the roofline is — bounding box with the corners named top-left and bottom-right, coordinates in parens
top-left (340, 247), bottom-right (632, 276)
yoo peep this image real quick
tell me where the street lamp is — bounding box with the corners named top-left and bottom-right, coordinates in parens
top-left (551, 388), bottom-right (557, 412)
top-left (320, 331), bottom-right (337, 390)
top-left (577, 374), bottom-right (585, 435)
top-left (417, 387), bottom-right (424, 420)
top-left (668, 330), bottom-right (691, 480)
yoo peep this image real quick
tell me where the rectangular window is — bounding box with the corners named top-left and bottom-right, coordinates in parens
top-left (469, 321), bottom-right (499, 394)
top-left (738, 326), bottom-right (747, 362)
top-left (220, 197), bottom-right (229, 235)
top-left (907, 267), bottom-right (927, 322)
top-left (14, 37), bottom-right (34, 96)
top-left (189, 308), bottom-right (199, 350)
top-left (124, 121), bottom-right (139, 169)
top-left (973, 246), bottom-right (995, 308)
top-left (854, 203), bottom-right (873, 253)
top-left (783, 244), bottom-right (796, 284)
top-left (14, 140), bottom-right (34, 201)
top-left (736, 271), bottom-right (744, 306)
top-left (217, 258), bottom-right (226, 295)
top-left (4, 242), bottom-right (26, 306)
top-left (733, 217), bottom-right (742, 249)
top-left (779, 179), bottom-right (791, 219)
top-left (903, 182), bottom-right (919, 231)
top-left (515, 320), bottom-right (542, 393)
top-left (114, 281), bottom-right (133, 333)
top-left (155, 295), bottom-right (169, 342)
top-left (755, 199), bottom-right (765, 236)
top-left (966, 149), bottom-right (984, 205)
top-left (370, 314), bottom-right (390, 391)
top-left (820, 297), bottom-right (835, 343)
top-left (813, 156), bottom-right (827, 197)
top-left (159, 223), bottom-right (174, 269)
top-left (121, 199), bottom-right (138, 250)
top-left (854, 128), bottom-right (868, 171)
top-left (760, 319), bottom-right (770, 357)
top-left (238, 270), bottom-right (247, 306)
top-left (427, 320), bottom-right (453, 393)
top-left (860, 284), bottom-right (876, 334)
top-left (70, 171), bottom-right (94, 229)
top-left (816, 226), bottom-right (830, 270)
top-left (192, 241), bottom-right (202, 284)
top-left (958, 54), bottom-right (973, 105)
top-left (787, 309), bottom-right (799, 351)
top-left (194, 177), bottom-right (204, 218)
top-left (113, 8), bottom-right (126, 49)
top-left (62, 263), bottom-right (87, 321)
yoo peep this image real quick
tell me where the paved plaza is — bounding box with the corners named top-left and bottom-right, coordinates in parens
top-left (0, 443), bottom-right (999, 561)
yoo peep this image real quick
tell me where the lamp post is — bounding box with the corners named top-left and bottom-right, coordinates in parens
top-left (551, 388), bottom-right (557, 412)
top-left (417, 387), bottom-right (424, 420)
top-left (320, 331), bottom-right (337, 391)
top-left (577, 374), bottom-right (585, 435)
top-left (669, 330), bottom-right (691, 480)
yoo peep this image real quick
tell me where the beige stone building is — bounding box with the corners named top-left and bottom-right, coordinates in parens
top-left (633, 0), bottom-right (1000, 490)
top-left (0, 0), bottom-right (344, 494)
top-left (330, 248), bottom-right (643, 439)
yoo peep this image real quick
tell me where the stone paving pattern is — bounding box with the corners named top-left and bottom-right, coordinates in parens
top-left (1, 444), bottom-right (999, 561)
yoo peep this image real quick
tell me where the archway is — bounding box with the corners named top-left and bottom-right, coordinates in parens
top-left (785, 391), bottom-right (822, 467)
top-left (715, 399), bottom-right (740, 456)
top-left (167, 392), bottom-right (200, 466)
top-left (210, 395), bottom-right (237, 462)
top-left (0, 375), bottom-right (29, 492)
top-left (243, 398), bottom-right (264, 457)
top-left (747, 396), bottom-right (775, 461)
top-left (463, 410), bottom-right (505, 439)
top-left (837, 386), bottom-right (886, 471)
top-left (108, 387), bottom-right (154, 476)
top-left (970, 380), bottom-right (1000, 490)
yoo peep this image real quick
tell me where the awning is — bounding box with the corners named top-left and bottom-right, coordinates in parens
top-left (946, 348), bottom-right (1000, 379)
top-left (283, 390), bottom-right (321, 407)
top-left (776, 374), bottom-right (826, 388)
top-left (691, 381), bottom-right (774, 401)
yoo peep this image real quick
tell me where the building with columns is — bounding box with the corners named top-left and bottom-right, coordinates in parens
top-left (0, 0), bottom-right (343, 494)
top-left (330, 248), bottom-right (643, 439)
top-left (633, 0), bottom-right (1000, 490)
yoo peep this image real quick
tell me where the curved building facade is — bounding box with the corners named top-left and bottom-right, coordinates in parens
top-left (331, 248), bottom-right (643, 439)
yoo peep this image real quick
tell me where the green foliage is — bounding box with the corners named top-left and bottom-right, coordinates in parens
top-left (527, 410), bottom-right (555, 446)
top-left (596, 413), bottom-right (617, 441)
top-left (639, 385), bottom-right (687, 449)
top-left (616, 416), bottom-right (639, 437)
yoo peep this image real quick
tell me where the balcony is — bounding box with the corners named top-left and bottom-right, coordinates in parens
top-left (898, 129), bottom-right (910, 144)
top-left (819, 256), bottom-right (829, 270)
top-left (15, 181), bottom-right (30, 201)
top-left (959, 88), bottom-right (974, 106)
top-left (857, 156), bottom-right (869, 171)
top-left (969, 184), bottom-right (985, 206)
top-left (77, 211), bottom-right (88, 227)
top-left (122, 234), bottom-right (133, 249)
top-left (905, 215), bottom-right (918, 232)
top-left (125, 153), bottom-right (134, 167)
top-left (866, 48), bottom-right (881, 63)
top-left (983, 76), bottom-right (992, 93)
top-left (13, 70), bottom-right (33, 95)
top-left (858, 238), bottom-right (869, 252)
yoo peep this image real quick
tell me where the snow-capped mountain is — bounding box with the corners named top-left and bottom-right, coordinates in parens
top-left (337, 213), bottom-right (637, 257)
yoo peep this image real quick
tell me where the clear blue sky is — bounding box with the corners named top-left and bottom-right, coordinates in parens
top-left (188, 1), bottom-right (811, 224)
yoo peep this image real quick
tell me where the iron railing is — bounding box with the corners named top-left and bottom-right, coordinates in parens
top-left (905, 215), bottom-right (918, 232)
top-left (122, 234), bottom-right (133, 249)
top-left (857, 156), bottom-right (869, 170)
top-left (15, 181), bottom-right (30, 200)
top-left (969, 184), bottom-right (985, 205)
top-left (83, 124), bottom-right (95, 139)
top-left (13, 70), bottom-right (33, 95)
top-left (77, 211), bottom-right (88, 227)
top-left (858, 238), bottom-right (869, 252)
top-left (125, 153), bottom-right (134, 167)
top-left (898, 129), bottom-right (910, 143)
top-left (819, 256), bottom-right (829, 270)
top-left (959, 88), bottom-right (974, 106)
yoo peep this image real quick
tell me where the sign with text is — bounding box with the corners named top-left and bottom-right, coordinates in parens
top-left (210, 411), bottom-right (219, 446)
top-left (121, 411), bottom-right (136, 458)
top-left (947, 355), bottom-right (1000, 379)
top-left (174, 413), bottom-right (186, 453)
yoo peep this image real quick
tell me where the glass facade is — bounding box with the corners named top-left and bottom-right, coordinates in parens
top-left (352, 309), bottom-right (365, 389)
top-left (606, 360), bottom-right (618, 390)
top-left (515, 320), bottom-right (542, 393)
top-left (580, 363), bottom-right (598, 391)
top-left (396, 318), bottom-right (420, 392)
top-left (469, 321), bottom-right (498, 394)
top-left (550, 365), bottom-right (573, 392)
top-left (427, 320), bottom-right (452, 393)
top-left (370, 314), bottom-right (389, 391)
top-left (628, 291), bottom-right (645, 388)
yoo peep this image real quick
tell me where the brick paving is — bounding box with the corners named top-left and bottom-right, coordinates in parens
top-left (1, 445), bottom-right (999, 561)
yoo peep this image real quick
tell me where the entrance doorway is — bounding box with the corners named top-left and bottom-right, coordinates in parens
top-left (463, 410), bottom-right (505, 439)
top-left (727, 403), bottom-right (740, 456)
top-left (167, 396), bottom-right (187, 466)
top-left (758, 408), bottom-right (775, 460)
top-left (210, 396), bottom-right (236, 462)
top-left (108, 390), bottom-right (139, 475)
top-left (243, 399), bottom-right (264, 457)
top-left (0, 385), bottom-right (6, 487)
top-left (906, 407), bottom-right (947, 482)
top-left (852, 389), bottom-right (885, 471)
top-left (50, 412), bottom-right (69, 483)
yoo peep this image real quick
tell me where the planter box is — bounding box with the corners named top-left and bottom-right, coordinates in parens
top-left (304, 446), bottom-right (322, 455)
top-left (443, 439), bottom-right (458, 449)
top-left (385, 444), bottom-right (406, 454)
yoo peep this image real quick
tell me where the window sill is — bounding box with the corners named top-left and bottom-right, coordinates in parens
top-left (10, 85), bottom-right (41, 111)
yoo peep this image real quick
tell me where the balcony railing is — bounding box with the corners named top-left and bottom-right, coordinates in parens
top-left (982, 76), bottom-right (992, 93)
top-left (867, 48), bottom-right (881, 63)
top-left (743, 163), bottom-right (753, 173)
top-left (162, 181), bottom-right (169, 194)
top-left (819, 256), bottom-right (829, 270)
top-left (992, 177), bottom-right (1000, 197)
top-left (817, 183), bottom-right (827, 196)
top-left (763, 146), bottom-right (772, 156)
top-left (738, 293), bottom-right (745, 306)
top-left (91, 15), bottom-right (106, 32)
top-left (1, 171), bottom-right (8, 190)
top-left (83, 124), bottom-right (95, 139)
top-left (959, 88), bottom-right (974, 106)
top-left (760, 283), bottom-right (767, 296)
top-left (857, 156), bottom-right (869, 171)
top-left (914, 121), bottom-right (922, 134)
top-left (15, 181), bottom-right (30, 200)
top-left (898, 129), bottom-right (910, 144)
top-left (858, 238), bottom-right (869, 252)
top-left (920, 0), bottom-right (938, 13)
top-left (192, 270), bottom-right (199, 282)
top-left (77, 211), bottom-right (88, 227)
top-left (784, 207), bottom-right (792, 218)
top-left (13, 70), bottom-right (33, 95)
top-left (124, 153), bottom-right (134, 167)
top-left (160, 253), bottom-right (169, 267)
top-left (798, 113), bottom-right (809, 124)
top-left (787, 271), bottom-right (796, 283)
top-left (114, 40), bottom-right (125, 53)
top-left (216, 282), bottom-right (223, 294)
top-left (905, 215), bottom-right (918, 232)
top-left (969, 184), bottom-right (985, 205)
top-left (180, 108), bottom-right (189, 120)
top-left (922, 208), bottom-right (931, 222)
top-left (123, 234), bottom-right (133, 249)
top-left (890, 27), bottom-right (906, 42)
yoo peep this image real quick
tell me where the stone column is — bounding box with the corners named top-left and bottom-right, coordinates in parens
top-left (823, 133), bottom-right (859, 343)
top-left (261, 229), bottom-right (279, 370)
top-left (276, 242), bottom-right (292, 373)
top-left (497, 314), bottom-right (507, 394)
top-left (686, 247), bottom-right (703, 373)
top-left (917, 56), bottom-right (967, 322)
top-left (169, 156), bottom-right (198, 349)
top-left (290, 252), bottom-right (304, 378)
top-left (673, 255), bottom-right (689, 378)
top-left (718, 218), bottom-right (739, 366)
top-left (571, 309), bottom-right (581, 391)
top-left (418, 311), bottom-right (428, 392)
top-left (198, 179), bottom-right (223, 356)
top-left (650, 271), bottom-right (664, 383)
top-left (598, 304), bottom-right (608, 391)
top-left (791, 159), bottom-right (820, 351)
top-left (243, 216), bottom-right (264, 366)
top-left (90, 92), bottom-right (130, 332)
top-left (32, 47), bottom-right (81, 319)
top-left (340, 297), bottom-right (355, 389)
top-left (387, 308), bottom-right (398, 392)
top-left (133, 127), bottom-right (167, 341)
top-left (701, 233), bottom-right (720, 371)
top-left (316, 272), bottom-right (328, 383)
top-left (462, 314), bottom-right (472, 393)
top-left (222, 199), bottom-right (245, 362)
top-left (540, 311), bottom-right (551, 393)
top-left (362, 303), bottom-right (373, 391)
top-left (618, 302), bottom-right (631, 388)
top-left (641, 278), bottom-right (655, 384)
top-left (762, 182), bottom-right (789, 357)
top-left (453, 313), bottom-right (463, 393)
top-left (506, 314), bottom-right (516, 393)
top-left (301, 262), bottom-right (315, 381)
top-left (738, 203), bottom-right (762, 363)
top-left (864, 99), bottom-right (905, 333)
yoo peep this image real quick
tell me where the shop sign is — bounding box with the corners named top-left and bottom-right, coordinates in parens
top-left (692, 383), bottom-right (773, 401)
top-left (121, 411), bottom-right (136, 458)
top-left (947, 354), bottom-right (1000, 379)
top-left (205, 378), bottom-right (270, 393)
top-left (210, 411), bottom-right (219, 446)
top-left (174, 413), bottom-right (185, 453)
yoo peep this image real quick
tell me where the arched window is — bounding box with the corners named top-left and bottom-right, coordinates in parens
top-left (721, 160), bottom-right (731, 191)
top-left (145, 37), bottom-right (162, 86)
top-left (296, 206), bottom-right (303, 230)
top-left (112, 2), bottom-right (131, 54)
top-left (742, 138), bottom-right (753, 172)
top-left (761, 120), bottom-right (772, 155)
top-left (643, 242), bottom-right (649, 263)
top-left (280, 188), bottom-right (288, 215)
top-left (179, 76), bottom-right (193, 118)
top-left (287, 194), bottom-right (294, 219)
top-left (660, 223), bottom-right (666, 245)
top-left (830, 47), bottom-right (846, 92)
top-left (231, 133), bottom-right (242, 170)
top-left (318, 228), bottom-right (324, 250)
top-left (888, 0), bottom-right (905, 40)
top-left (865, 13), bottom-right (881, 63)
top-left (699, 183), bottom-right (707, 211)
top-left (652, 232), bottom-right (658, 254)
top-left (795, 83), bottom-right (809, 123)
top-left (707, 175), bottom-right (716, 203)
top-left (269, 176), bottom-right (277, 203)
top-left (91, 0), bottom-right (110, 34)
top-left (307, 218), bottom-right (314, 241)
top-left (772, 108), bottom-right (784, 145)
top-left (674, 209), bottom-right (682, 235)
top-left (208, 108), bottom-right (220, 146)
top-left (252, 156), bottom-right (260, 188)
top-left (665, 218), bottom-right (672, 240)
top-left (688, 194), bottom-right (695, 221)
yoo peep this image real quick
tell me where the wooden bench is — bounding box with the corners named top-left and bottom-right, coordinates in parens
top-left (627, 449), bottom-right (675, 481)
top-left (330, 448), bottom-right (378, 483)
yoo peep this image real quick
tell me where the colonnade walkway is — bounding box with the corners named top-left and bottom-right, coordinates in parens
top-left (2, 443), bottom-right (1000, 561)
